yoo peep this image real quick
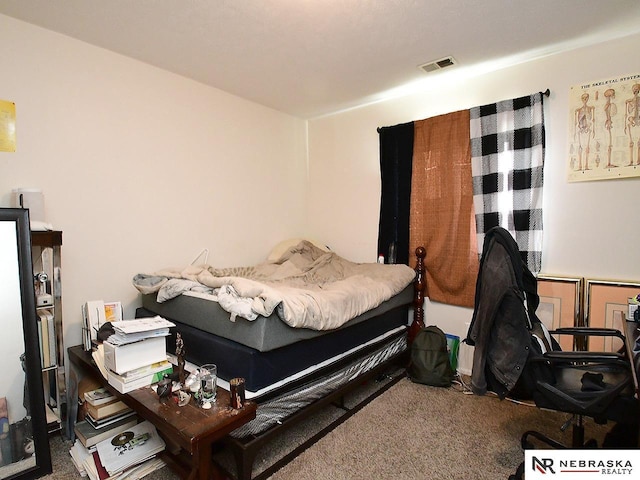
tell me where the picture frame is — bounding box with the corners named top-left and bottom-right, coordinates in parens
top-left (584, 278), bottom-right (640, 352)
top-left (536, 275), bottom-right (583, 350)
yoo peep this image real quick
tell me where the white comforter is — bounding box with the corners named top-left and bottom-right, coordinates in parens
top-left (132, 241), bottom-right (416, 330)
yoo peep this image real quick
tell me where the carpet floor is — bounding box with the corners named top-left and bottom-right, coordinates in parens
top-left (40, 376), bottom-right (611, 480)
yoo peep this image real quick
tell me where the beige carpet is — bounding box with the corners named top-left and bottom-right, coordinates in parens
top-left (41, 377), bottom-right (610, 480)
top-left (267, 378), bottom-right (609, 480)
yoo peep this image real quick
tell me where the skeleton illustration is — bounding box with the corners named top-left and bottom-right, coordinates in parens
top-left (624, 83), bottom-right (640, 166)
top-left (603, 88), bottom-right (617, 168)
top-left (574, 93), bottom-right (595, 170)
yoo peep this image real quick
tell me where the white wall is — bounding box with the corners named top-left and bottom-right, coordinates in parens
top-left (307, 32), bottom-right (640, 373)
top-left (2, 13), bottom-right (639, 383)
top-left (0, 15), bottom-right (309, 357)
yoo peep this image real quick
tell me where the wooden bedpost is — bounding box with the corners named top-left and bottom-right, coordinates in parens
top-left (408, 246), bottom-right (426, 346)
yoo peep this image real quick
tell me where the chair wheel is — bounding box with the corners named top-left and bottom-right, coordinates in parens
top-left (509, 462), bottom-right (524, 480)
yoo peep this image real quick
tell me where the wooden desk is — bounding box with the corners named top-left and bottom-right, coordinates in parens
top-left (68, 345), bottom-right (256, 480)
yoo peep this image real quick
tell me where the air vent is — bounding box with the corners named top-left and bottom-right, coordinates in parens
top-left (418, 56), bottom-right (457, 73)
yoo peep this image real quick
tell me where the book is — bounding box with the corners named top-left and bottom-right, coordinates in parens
top-left (92, 344), bottom-right (109, 380)
top-left (74, 415), bottom-right (138, 449)
top-left (84, 387), bottom-right (115, 407)
top-left (81, 450), bottom-right (109, 480)
top-left (36, 318), bottom-right (44, 367)
top-left (46, 310), bottom-right (56, 366)
top-left (37, 311), bottom-right (51, 368)
top-left (85, 409), bottom-right (136, 430)
top-left (86, 399), bottom-right (131, 421)
top-left (112, 359), bottom-right (172, 382)
top-left (83, 452), bottom-right (165, 480)
top-left (91, 450), bottom-right (110, 480)
top-left (95, 420), bottom-right (165, 475)
top-left (69, 439), bottom-right (91, 476)
top-left (107, 372), bottom-right (155, 394)
top-left (37, 310), bottom-right (56, 368)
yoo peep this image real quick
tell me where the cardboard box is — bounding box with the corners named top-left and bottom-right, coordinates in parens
top-left (103, 337), bottom-right (167, 374)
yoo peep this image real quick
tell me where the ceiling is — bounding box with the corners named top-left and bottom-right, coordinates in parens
top-left (2, 1), bottom-right (640, 119)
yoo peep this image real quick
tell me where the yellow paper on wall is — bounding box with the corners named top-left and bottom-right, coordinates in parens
top-left (0, 100), bottom-right (16, 152)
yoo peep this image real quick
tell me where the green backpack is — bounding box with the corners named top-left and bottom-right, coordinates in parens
top-left (408, 325), bottom-right (455, 387)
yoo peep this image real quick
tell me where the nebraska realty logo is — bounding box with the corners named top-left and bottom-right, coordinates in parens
top-left (525, 451), bottom-right (638, 478)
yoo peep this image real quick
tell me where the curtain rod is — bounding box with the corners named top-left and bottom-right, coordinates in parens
top-left (377, 89), bottom-right (551, 132)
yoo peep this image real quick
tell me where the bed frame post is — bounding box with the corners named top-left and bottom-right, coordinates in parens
top-left (408, 246), bottom-right (426, 345)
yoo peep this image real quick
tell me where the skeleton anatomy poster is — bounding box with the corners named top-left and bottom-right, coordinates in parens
top-left (568, 73), bottom-right (640, 182)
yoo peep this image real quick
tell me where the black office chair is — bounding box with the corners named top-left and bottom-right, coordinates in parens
top-left (516, 323), bottom-right (637, 449)
top-left (466, 226), bottom-right (638, 452)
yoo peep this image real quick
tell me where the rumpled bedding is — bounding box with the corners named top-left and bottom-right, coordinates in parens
top-left (132, 241), bottom-right (416, 330)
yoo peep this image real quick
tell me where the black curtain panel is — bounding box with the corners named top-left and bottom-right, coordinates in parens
top-left (377, 122), bottom-right (414, 265)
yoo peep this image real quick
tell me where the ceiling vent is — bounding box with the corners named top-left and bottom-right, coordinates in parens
top-left (418, 56), bottom-right (457, 73)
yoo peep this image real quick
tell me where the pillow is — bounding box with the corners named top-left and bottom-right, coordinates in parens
top-left (267, 238), bottom-right (330, 262)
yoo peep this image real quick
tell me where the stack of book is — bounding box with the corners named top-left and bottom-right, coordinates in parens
top-left (79, 388), bottom-right (136, 439)
top-left (102, 316), bottom-right (175, 394)
top-left (75, 413), bottom-right (138, 451)
top-left (107, 360), bottom-right (173, 394)
top-left (70, 420), bottom-right (166, 480)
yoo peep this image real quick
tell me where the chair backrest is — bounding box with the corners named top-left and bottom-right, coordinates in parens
top-left (510, 318), bottom-right (561, 399)
top-left (466, 226), bottom-right (545, 398)
top-left (530, 318), bottom-right (559, 354)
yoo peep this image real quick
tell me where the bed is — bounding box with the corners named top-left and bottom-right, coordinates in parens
top-left (133, 240), bottom-right (427, 480)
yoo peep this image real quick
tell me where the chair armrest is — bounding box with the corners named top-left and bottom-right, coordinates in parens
top-left (551, 327), bottom-right (625, 340)
top-left (540, 350), bottom-right (626, 364)
top-left (529, 350), bottom-right (629, 370)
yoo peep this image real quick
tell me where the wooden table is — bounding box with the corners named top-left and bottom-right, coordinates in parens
top-left (68, 345), bottom-right (257, 480)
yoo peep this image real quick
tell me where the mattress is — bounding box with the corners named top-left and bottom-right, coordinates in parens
top-left (136, 301), bottom-right (409, 397)
top-left (141, 284), bottom-right (413, 352)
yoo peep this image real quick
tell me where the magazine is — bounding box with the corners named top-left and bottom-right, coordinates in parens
top-left (95, 420), bottom-right (165, 475)
top-left (84, 387), bottom-right (115, 406)
top-left (107, 317), bottom-right (175, 346)
top-left (111, 317), bottom-right (175, 335)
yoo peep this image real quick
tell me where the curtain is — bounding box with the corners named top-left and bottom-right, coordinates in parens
top-left (377, 122), bottom-right (414, 265)
top-left (377, 92), bottom-right (545, 307)
top-left (409, 111), bottom-right (479, 308)
top-left (470, 93), bottom-right (545, 272)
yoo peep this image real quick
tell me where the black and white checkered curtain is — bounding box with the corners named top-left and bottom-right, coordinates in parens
top-left (470, 93), bottom-right (545, 272)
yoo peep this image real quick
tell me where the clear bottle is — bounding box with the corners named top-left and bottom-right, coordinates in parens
top-left (388, 242), bottom-right (396, 264)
